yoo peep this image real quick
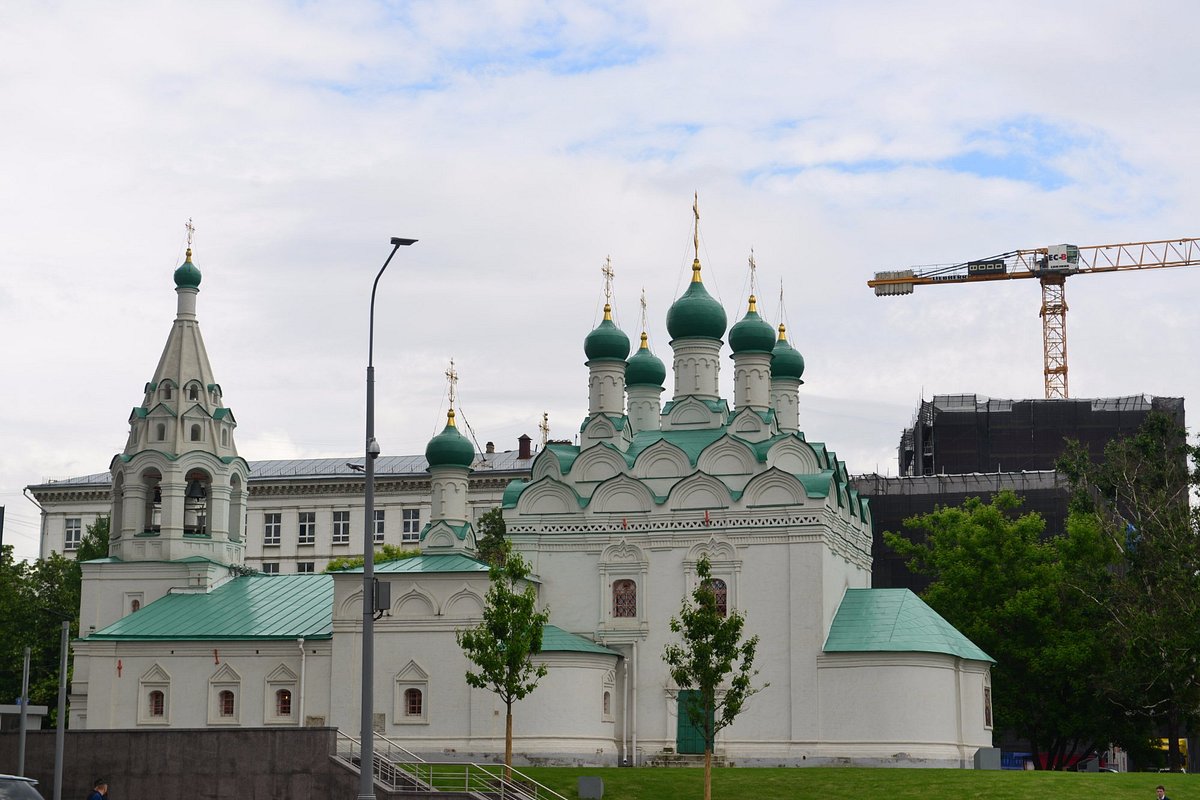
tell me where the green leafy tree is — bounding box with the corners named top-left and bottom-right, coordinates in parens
top-left (77, 516), bottom-right (110, 563)
top-left (884, 491), bottom-right (1120, 769)
top-left (455, 553), bottom-right (549, 777)
top-left (1059, 411), bottom-right (1200, 771)
top-left (663, 557), bottom-right (763, 800)
top-left (474, 507), bottom-right (508, 566)
top-left (323, 544), bottom-right (420, 573)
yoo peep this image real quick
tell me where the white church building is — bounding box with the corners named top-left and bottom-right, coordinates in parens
top-left (66, 231), bottom-right (993, 768)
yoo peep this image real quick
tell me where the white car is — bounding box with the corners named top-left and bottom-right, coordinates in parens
top-left (0, 775), bottom-right (43, 800)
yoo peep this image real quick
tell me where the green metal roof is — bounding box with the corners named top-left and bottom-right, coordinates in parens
top-left (540, 626), bottom-right (619, 656)
top-left (824, 589), bottom-right (993, 662)
top-left (88, 574), bottom-right (333, 641)
top-left (352, 553), bottom-right (492, 574)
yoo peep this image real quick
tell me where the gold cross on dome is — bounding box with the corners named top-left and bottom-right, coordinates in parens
top-left (445, 359), bottom-right (458, 407)
top-left (185, 218), bottom-right (195, 249)
top-left (602, 256), bottom-right (614, 304)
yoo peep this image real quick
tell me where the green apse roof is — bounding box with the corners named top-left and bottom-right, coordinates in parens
top-left (728, 300), bottom-right (775, 355)
top-left (626, 332), bottom-right (666, 387)
top-left (824, 589), bottom-right (993, 662)
top-left (173, 250), bottom-right (202, 289)
top-left (87, 574), bottom-right (333, 641)
top-left (666, 263), bottom-right (727, 340)
top-left (541, 625), bottom-right (619, 655)
top-left (584, 307), bottom-right (631, 362)
top-left (425, 411), bottom-right (475, 468)
top-left (770, 324), bottom-right (805, 382)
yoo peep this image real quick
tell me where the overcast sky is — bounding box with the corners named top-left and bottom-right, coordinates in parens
top-left (4, 1), bottom-right (1199, 562)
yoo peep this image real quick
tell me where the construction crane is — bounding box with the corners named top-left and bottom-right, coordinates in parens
top-left (868, 238), bottom-right (1200, 399)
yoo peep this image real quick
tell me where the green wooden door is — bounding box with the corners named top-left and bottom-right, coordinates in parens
top-left (676, 690), bottom-right (712, 755)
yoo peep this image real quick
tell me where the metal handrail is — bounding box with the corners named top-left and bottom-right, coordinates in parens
top-left (333, 731), bottom-right (568, 799)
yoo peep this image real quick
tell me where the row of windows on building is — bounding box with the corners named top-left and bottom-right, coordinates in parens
top-left (610, 577), bottom-right (727, 618)
top-left (262, 509), bottom-right (422, 547)
top-left (155, 381), bottom-right (216, 404)
top-left (145, 421), bottom-right (230, 446)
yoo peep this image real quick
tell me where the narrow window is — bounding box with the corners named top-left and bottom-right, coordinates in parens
top-left (298, 512), bottom-right (316, 545)
top-left (613, 579), bottom-right (637, 618)
top-left (373, 509), bottom-right (385, 544)
top-left (401, 508), bottom-right (421, 543)
top-left (156, 423), bottom-right (166, 441)
top-left (219, 690), bottom-right (235, 717)
top-left (188, 384), bottom-right (199, 401)
top-left (220, 428), bottom-right (228, 446)
top-left (149, 690), bottom-right (165, 717)
top-left (64, 518), bottom-right (82, 551)
top-left (603, 691), bottom-right (611, 716)
top-left (131, 599), bottom-right (141, 613)
top-left (190, 424), bottom-right (202, 442)
top-left (161, 384), bottom-right (173, 401)
top-left (276, 689), bottom-right (292, 717)
top-left (710, 578), bottom-right (728, 617)
top-left (404, 688), bottom-right (423, 717)
top-left (263, 513), bottom-right (281, 546)
top-left (332, 510), bottom-right (350, 545)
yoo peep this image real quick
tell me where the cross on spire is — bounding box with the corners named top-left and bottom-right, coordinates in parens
top-left (602, 256), bottom-right (615, 305)
top-left (445, 358), bottom-right (458, 408)
top-left (539, 412), bottom-right (550, 447)
top-left (639, 287), bottom-right (648, 333)
top-left (184, 218), bottom-right (195, 253)
top-left (748, 248), bottom-right (758, 297)
top-left (692, 192), bottom-right (700, 263)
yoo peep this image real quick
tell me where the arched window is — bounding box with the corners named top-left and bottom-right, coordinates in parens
top-left (149, 690), bottom-right (165, 717)
top-left (131, 599), bottom-right (141, 613)
top-left (155, 423), bottom-right (166, 441)
top-left (404, 688), bottom-right (423, 717)
top-left (276, 689), bottom-right (292, 717)
top-left (190, 424), bottom-right (202, 442)
top-left (161, 384), bottom-right (173, 401)
top-left (219, 690), bottom-right (235, 717)
top-left (613, 579), bottom-right (637, 618)
top-left (603, 691), bottom-right (611, 716)
top-left (220, 428), bottom-right (228, 446)
top-left (188, 384), bottom-right (199, 401)
top-left (710, 578), bottom-right (728, 617)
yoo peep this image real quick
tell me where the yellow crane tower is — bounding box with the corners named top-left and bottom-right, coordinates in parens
top-left (868, 238), bottom-right (1200, 399)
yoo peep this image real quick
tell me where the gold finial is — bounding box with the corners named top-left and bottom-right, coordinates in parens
top-left (691, 193), bottom-right (703, 282)
top-left (778, 323), bottom-right (788, 342)
top-left (603, 303), bottom-right (613, 321)
top-left (748, 294), bottom-right (758, 313)
top-left (184, 217), bottom-right (195, 260)
top-left (447, 407), bottom-right (457, 427)
top-left (639, 331), bottom-right (650, 350)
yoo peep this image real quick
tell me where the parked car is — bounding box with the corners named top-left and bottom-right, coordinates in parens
top-left (0, 775), bottom-right (43, 800)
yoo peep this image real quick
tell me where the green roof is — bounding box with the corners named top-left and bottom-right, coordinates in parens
top-left (824, 589), bottom-right (993, 662)
top-left (88, 574), bottom-right (333, 641)
top-left (350, 553), bottom-right (492, 574)
top-left (540, 625), bottom-right (619, 656)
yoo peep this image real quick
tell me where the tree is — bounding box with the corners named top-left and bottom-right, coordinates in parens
top-left (884, 491), bottom-right (1122, 769)
top-left (474, 507), bottom-right (508, 566)
top-left (663, 557), bottom-right (763, 800)
top-left (76, 516), bottom-right (110, 563)
top-left (323, 544), bottom-right (420, 573)
top-left (455, 553), bottom-right (549, 777)
top-left (1059, 411), bottom-right (1200, 771)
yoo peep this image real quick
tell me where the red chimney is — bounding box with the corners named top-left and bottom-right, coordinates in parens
top-left (518, 434), bottom-right (532, 459)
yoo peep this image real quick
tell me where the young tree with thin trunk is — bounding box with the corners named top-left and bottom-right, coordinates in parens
top-left (456, 553), bottom-right (548, 778)
top-left (663, 557), bottom-right (763, 800)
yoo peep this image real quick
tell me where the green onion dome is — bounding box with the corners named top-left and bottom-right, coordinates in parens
top-left (666, 260), bottom-right (727, 340)
top-left (584, 304), bottom-right (632, 361)
top-left (728, 295), bottom-right (776, 355)
top-left (626, 332), bottom-right (666, 387)
top-left (771, 324), bottom-right (805, 383)
top-left (173, 248), bottom-right (202, 289)
top-left (425, 410), bottom-right (475, 468)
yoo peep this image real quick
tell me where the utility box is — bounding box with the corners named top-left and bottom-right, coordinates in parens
top-left (578, 776), bottom-right (604, 799)
top-left (974, 747), bottom-right (1002, 770)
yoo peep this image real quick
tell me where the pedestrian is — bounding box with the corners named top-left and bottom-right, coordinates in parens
top-left (87, 778), bottom-right (108, 800)
top-left (1155, 785), bottom-right (1169, 800)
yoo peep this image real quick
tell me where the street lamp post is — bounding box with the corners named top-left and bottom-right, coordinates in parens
top-left (359, 236), bottom-right (417, 800)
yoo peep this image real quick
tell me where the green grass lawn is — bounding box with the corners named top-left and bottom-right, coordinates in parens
top-left (517, 766), bottom-right (1191, 800)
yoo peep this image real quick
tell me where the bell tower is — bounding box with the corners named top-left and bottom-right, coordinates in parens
top-left (108, 230), bottom-right (250, 565)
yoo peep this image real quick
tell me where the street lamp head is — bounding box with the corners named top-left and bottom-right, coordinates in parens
top-left (390, 237), bottom-right (418, 247)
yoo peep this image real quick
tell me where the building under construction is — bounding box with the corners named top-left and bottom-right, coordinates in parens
top-left (856, 394), bottom-right (1185, 592)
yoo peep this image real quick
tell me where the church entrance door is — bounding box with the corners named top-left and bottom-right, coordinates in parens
top-left (675, 690), bottom-right (711, 755)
